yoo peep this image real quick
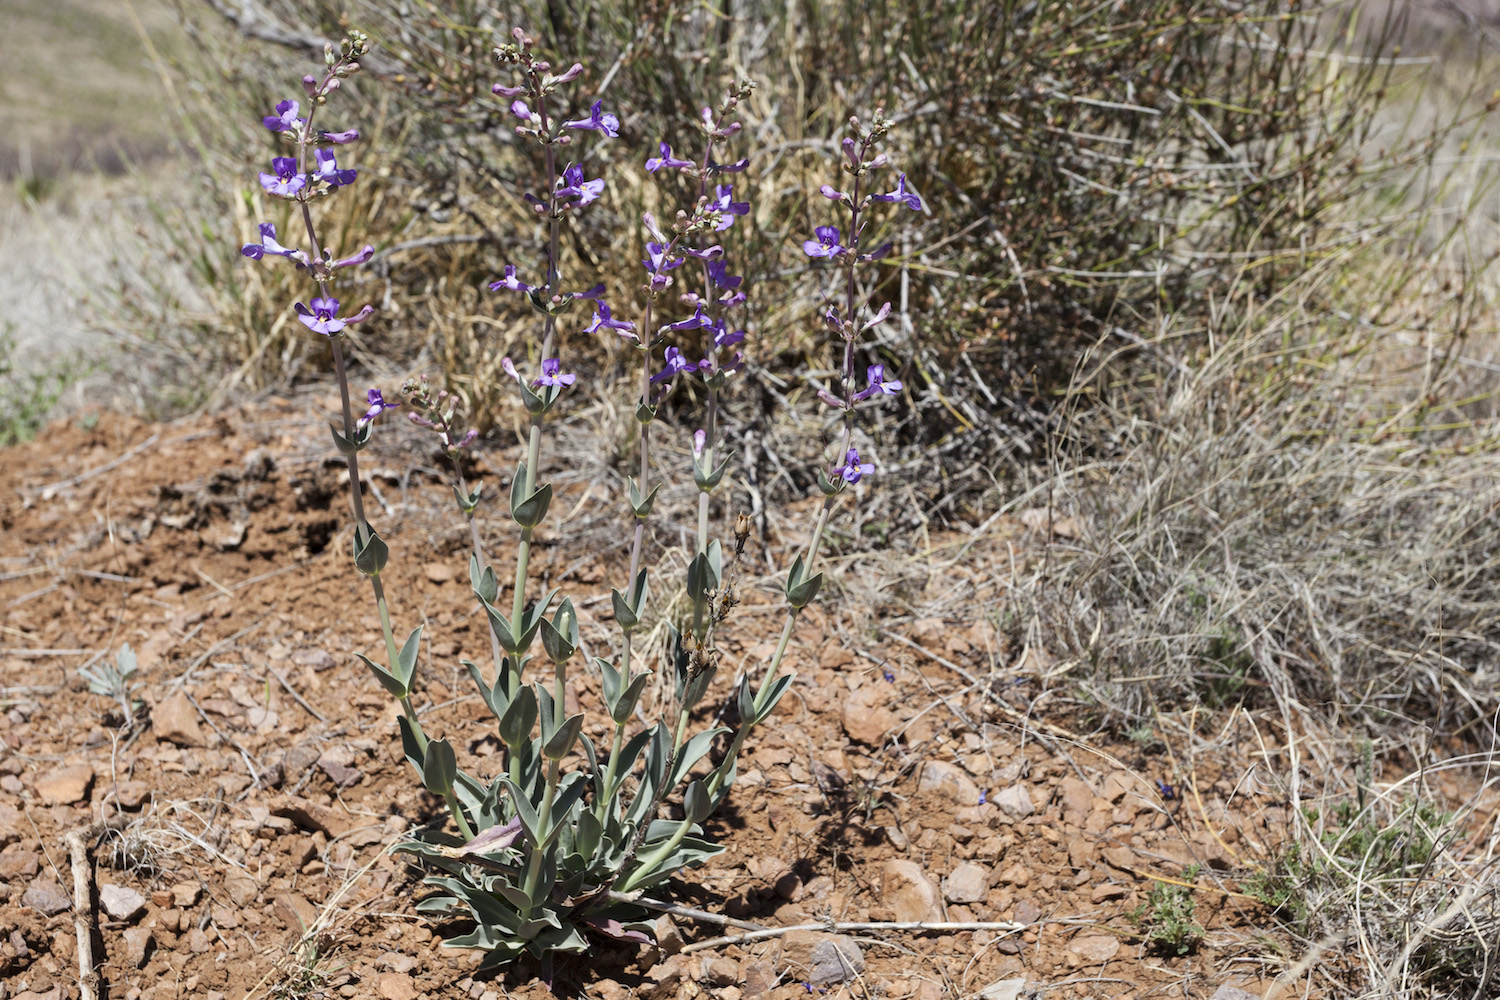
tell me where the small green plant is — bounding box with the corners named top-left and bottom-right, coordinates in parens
top-left (1130, 864), bottom-right (1203, 956)
top-left (79, 644), bottom-right (143, 729)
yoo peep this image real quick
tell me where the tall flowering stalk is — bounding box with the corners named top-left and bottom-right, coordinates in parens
top-left (240, 26), bottom-right (921, 967)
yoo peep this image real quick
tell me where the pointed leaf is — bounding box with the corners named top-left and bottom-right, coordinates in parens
top-left (396, 624), bottom-right (424, 687)
top-left (543, 713), bottom-right (585, 760)
top-left (355, 652), bottom-right (407, 699)
top-left (422, 737), bottom-right (458, 795)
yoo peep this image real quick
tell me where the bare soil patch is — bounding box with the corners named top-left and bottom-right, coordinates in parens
top-left (0, 400), bottom-right (1438, 1000)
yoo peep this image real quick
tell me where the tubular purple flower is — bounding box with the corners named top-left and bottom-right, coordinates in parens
top-left (563, 100), bottom-right (619, 138)
top-left (644, 242), bottom-right (686, 275)
top-left (817, 388), bottom-right (848, 409)
top-left (707, 260), bottom-right (742, 290)
top-left (713, 325), bottom-right (746, 349)
top-left (241, 223), bottom-right (309, 266)
top-left (659, 305), bottom-right (708, 335)
top-left (357, 388), bottom-right (400, 427)
top-left (510, 99), bottom-right (534, 122)
top-left (548, 63), bottom-right (584, 86)
top-left (294, 297), bottom-right (371, 336)
top-left (332, 244), bottom-right (377, 269)
top-left (586, 302), bottom-right (636, 337)
top-left (321, 129), bottom-right (360, 144)
top-left (693, 429), bottom-right (706, 458)
top-left (803, 226), bottom-right (846, 259)
top-left (858, 243), bottom-right (894, 262)
top-left (489, 265), bottom-right (533, 293)
top-left (650, 346), bottom-right (695, 383)
top-left (262, 100), bottom-right (304, 132)
top-left (532, 358), bottom-right (577, 388)
top-left (259, 157), bottom-right (306, 198)
top-left (573, 283), bottom-right (607, 301)
top-left (311, 148), bottom-right (357, 188)
top-left (710, 185), bottom-right (749, 231)
top-left (556, 162), bottom-right (604, 206)
top-left (493, 81), bottom-right (526, 97)
top-left (819, 184), bottom-right (849, 204)
top-left (862, 301), bottom-right (892, 331)
top-left (842, 137), bottom-right (859, 168)
top-left (646, 142), bottom-right (694, 173)
top-left (871, 173), bottom-right (924, 211)
top-left (837, 447), bottom-right (874, 484)
top-left (682, 245), bottom-right (724, 261)
top-left (501, 357), bottom-right (522, 383)
top-left (708, 156), bottom-right (749, 174)
top-left (853, 364), bottom-right (904, 400)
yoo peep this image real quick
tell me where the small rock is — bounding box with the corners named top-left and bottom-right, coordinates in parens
top-left (111, 781), bottom-right (152, 810)
top-left (1067, 935), bottom-right (1121, 964)
top-left (654, 913), bottom-right (686, 956)
top-left (943, 862), bottom-right (990, 904)
top-left (881, 859), bottom-right (942, 922)
top-left (225, 869), bottom-right (259, 907)
top-left (22, 878), bottom-right (72, 915)
top-left (840, 683), bottom-right (899, 745)
top-left (212, 904), bottom-right (240, 929)
top-left (273, 892), bottom-right (319, 934)
top-left (645, 954), bottom-right (693, 1000)
top-left (292, 648), bottom-right (336, 671)
top-left (171, 880), bottom-right (202, 907)
top-left (318, 754), bottom-right (362, 787)
top-left (0, 850), bottom-right (40, 878)
top-left (152, 692), bottom-right (206, 747)
top-left (918, 761), bottom-right (981, 804)
top-left (1068, 837), bottom-right (1096, 869)
top-left (992, 784), bottom-right (1034, 820)
top-left (705, 957), bottom-right (739, 986)
top-left (424, 562), bottom-right (456, 584)
top-left (1102, 847), bottom-right (1136, 872)
top-left (1058, 777), bottom-right (1095, 826)
top-left (0, 774), bottom-right (22, 793)
top-left (184, 927), bottom-right (214, 953)
top-left (99, 884), bottom-right (146, 921)
top-left (975, 979), bottom-right (1027, 1000)
top-left (781, 930), bottom-right (865, 986)
top-left (270, 795), bottom-right (352, 837)
top-left (996, 863), bottom-right (1030, 888)
top-left (1013, 899), bottom-right (1042, 924)
top-left (35, 764), bottom-right (95, 805)
top-left (1091, 883), bottom-right (1130, 903)
top-left (377, 972), bottom-right (418, 1000)
top-left (741, 959), bottom-right (775, 998)
top-left (1101, 770), bottom-right (1134, 804)
top-left (1210, 989), bottom-right (1260, 1000)
top-left (121, 926), bottom-right (154, 968)
top-left (10, 988), bottom-right (63, 1000)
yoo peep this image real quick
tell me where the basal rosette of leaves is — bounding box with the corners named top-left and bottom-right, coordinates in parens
top-left (239, 25), bottom-right (922, 967)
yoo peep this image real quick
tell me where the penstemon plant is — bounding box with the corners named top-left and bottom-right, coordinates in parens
top-left (240, 25), bottom-right (921, 968)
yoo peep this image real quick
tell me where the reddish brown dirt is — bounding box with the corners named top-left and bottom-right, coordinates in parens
top-left (0, 401), bottom-right (1312, 1000)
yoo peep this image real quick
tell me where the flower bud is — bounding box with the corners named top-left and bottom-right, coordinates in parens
top-left (302, 74), bottom-right (318, 96)
top-left (734, 513), bottom-right (753, 546)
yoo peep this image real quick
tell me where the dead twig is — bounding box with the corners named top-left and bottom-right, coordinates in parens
top-left (682, 919), bottom-right (1025, 953)
top-left (64, 814), bottom-right (130, 1000)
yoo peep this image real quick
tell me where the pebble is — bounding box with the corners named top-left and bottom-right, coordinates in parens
top-left (1068, 934), bottom-right (1121, 963)
top-left (1210, 989), bottom-right (1261, 1000)
top-left (21, 878), bottom-right (72, 916)
top-left (944, 862), bottom-right (991, 903)
top-left (0, 850), bottom-right (40, 878)
top-left (993, 784), bottom-right (1035, 820)
top-left (293, 648), bottom-right (337, 671)
top-left (1091, 883), bottom-right (1130, 903)
top-left (171, 880), bottom-right (202, 907)
top-left (839, 683), bottom-right (899, 745)
top-left (111, 781), bottom-right (152, 809)
top-left (225, 869), bottom-right (259, 906)
top-left (99, 884), bottom-right (146, 921)
top-left (152, 692), bottom-right (206, 748)
top-left (881, 859), bottom-right (943, 922)
top-left (1057, 777), bottom-right (1095, 826)
top-left (35, 765), bottom-right (94, 805)
top-left (918, 760), bottom-right (980, 804)
top-left (780, 931), bottom-right (865, 985)
top-left (121, 926), bottom-right (154, 968)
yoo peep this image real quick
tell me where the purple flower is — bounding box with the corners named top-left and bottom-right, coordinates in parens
top-left (803, 226), bottom-right (846, 259)
top-left (510, 99), bottom-right (535, 122)
top-left (708, 156), bottom-right (749, 174)
top-left (883, 669), bottom-right (896, 682)
top-left (311, 148), bottom-right (357, 189)
top-left (871, 173), bottom-right (923, 212)
top-left (862, 301), bottom-right (892, 331)
top-left (859, 243), bottom-right (894, 263)
top-left (693, 428), bottom-right (706, 458)
top-left (501, 357), bottom-right (522, 383)
top-left (658, 306), bottom-right (708, 336)
top-left (259, 157), bottom-right (306, 198)
top-left (978, 789), bottom-right (988, 806)
top-left (332, 244), bottom-right (377, 269)
top-left (650, 346), bottom-right (695, 383)
top-left (853, 364), bottom-right (904, 400)
top-left (294, 296), bottom-right (371, 337)
top-left (573, 283), bottom-right (606, 301)
top-left (262, 100), bottom-right (304, 132)
top-left (836, 447), bottom-right (874, 484)
top-left (682, 245), bottom-right (724, 261)
top-left (819, 184), bottom-right (848, 202)
top-left (586, 302), bottom-right (636, 338)
top-left (556, 162), bottom-right (604, 206)
top-left (710, 185), bottom-right (749, 231)
top-left (321, 128), bottom-right (360, 144)
top-left (532, 358), bottom-right (577, 388)
top-left (563, 100), bottom-right (619, 138)
top-left (489, 265), bottom-right (533, 294)
top-left (357, 389), bottom-right (400, 427)
top-left (492, 82), bottom-right (527, 98)
top-left (697, 352), bottom-right (744, 377)
top-left (707, 260), bottom-right (742, 290)
top-left (240, 223), bottom-right (308, 266)
top-left (708, 317), bottom-right (745, 349)
top-left (645, 142), bottom-right (694, 173)
top-left (643, 242), bottom-right (685, 275)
